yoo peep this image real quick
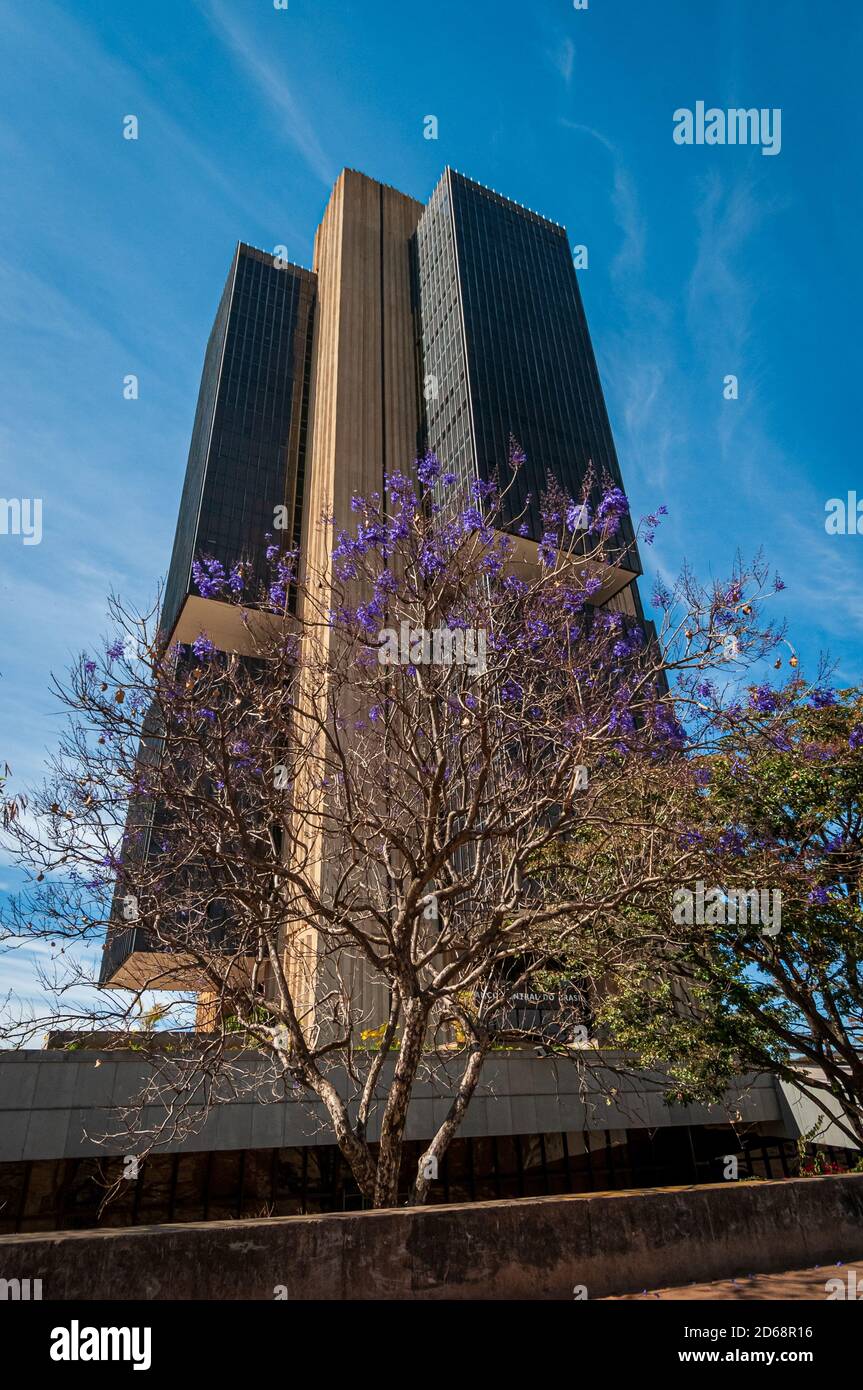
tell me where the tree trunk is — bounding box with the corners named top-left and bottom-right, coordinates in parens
top-left (373, 998), bottom-right (428, 1207)
top-left (412, 1040), bottom-right (488, 1204)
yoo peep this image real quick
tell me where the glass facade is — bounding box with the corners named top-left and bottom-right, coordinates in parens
top-left (3, 1124), bottom-right (845, 1232)
top-left (161, 244), bottom-right (316, 636)
top-left (415, 169), bottom-right (639, 573)
top-left (102, 247), bottom-right (315, 986)
top-left (414, 174), bottom-right (475, 514)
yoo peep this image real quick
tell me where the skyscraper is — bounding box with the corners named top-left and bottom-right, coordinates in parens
top-left (417, 169), bottom-right (639, 587)
top-left (100, 166), bottom-right (646, 990)
top-left (161, 243), bottom-right (316, 647)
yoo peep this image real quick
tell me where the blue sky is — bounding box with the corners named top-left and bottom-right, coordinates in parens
top-left (1, 0), bottom-right (861, 1004)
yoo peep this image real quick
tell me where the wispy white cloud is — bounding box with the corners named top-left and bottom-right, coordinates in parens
top-left (556, 122), bottom-right (832, 667)
top-left (551, 38), bottom-right (575, 85)
top-left (560, 119), bottom-right (680, 514)
top-left (198, 0), bottom-right (334, 186)
top-left (686, 173), bottom-right (765, 365)
top-left (0, 0), bottom-right (296, 241)
top-left (772, 513), bottom-right (863, 651)
top-left (559, 121), bottom-right (647, 281)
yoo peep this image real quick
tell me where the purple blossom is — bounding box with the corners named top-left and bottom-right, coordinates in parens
top-left (802, 742), bottom-right (832, 763)
top-left (332, 529), bottom-right (369, 580)
top-left (609, 707), bottom-right (636, 735)
top-left (652, 581), bottom-right (672, 611)
top-left (810, 688), bottom-right (837, 709)
top-left (558, 585), bottom-right (586, 616)
top-left (677, 829), bottom-right (704, 848)
top-left (653, 710), bottom-right (685, 747)
top-left (377, 568), bottom-right (398, 593)
top-left (419, 543), bottom-right (447, 578)
top-left (355, 599), bottom-right (385, 635)
top-left (503, 575), bottom-right (528, 598)
top-left (612, 628), bottom-right (644, 660)
top-left (272, 552), bottom-right (298, 586)
top-left (416, 451), bottom-right (442, 488)
top-left (508, 439), bottom-right (526, 469)
top-left (460, 505), bottom-right (485, 532)
top-left (106, 638), bottom-right (126, 662)
top-left (593, 486), bottom-right (629, 534)
top-left (482, 550), bottom-right (505, 577)
top-left (849, 727), bottom-right (863, 750)
top-left (192, 634), bottom-right (216, 660)
top-left (526, 615), bottom-right (553, 641)
top-left (749, 685), bottom-right (781, 715)
top-left (192, 557), bottom-right (227, 599)
top-left (718, 827), bottom-right (747, 856)
top-left (538, 532), bottom-right (557, 566)
top-left (383, 472), bottom-right (415, 513)
top-left (469, 477), bottom-right (496, 502)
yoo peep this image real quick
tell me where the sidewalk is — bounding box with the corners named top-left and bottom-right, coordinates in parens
top-left (604, 1259), bottom-right (863, 1300)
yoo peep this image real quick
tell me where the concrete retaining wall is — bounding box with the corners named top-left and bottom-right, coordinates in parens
top-left (0, 1174), bottom-right (860, 1300)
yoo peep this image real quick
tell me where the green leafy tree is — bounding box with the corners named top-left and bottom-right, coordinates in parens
top-left (582, 680), bottom-right (863, 1147)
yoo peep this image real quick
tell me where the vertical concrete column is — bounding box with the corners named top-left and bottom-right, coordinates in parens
top-left (286, 172), bottom-right (423, 1034)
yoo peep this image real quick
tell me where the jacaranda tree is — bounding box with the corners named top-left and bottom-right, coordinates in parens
top-left (1, 449), bottom-right (799, 1206)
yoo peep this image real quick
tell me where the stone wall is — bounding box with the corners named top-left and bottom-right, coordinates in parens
top-left (0, 1174), bottom-right (860, 1300)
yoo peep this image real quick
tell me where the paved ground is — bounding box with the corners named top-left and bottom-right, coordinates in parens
top-left (604, 1259), bottom-right (863, 1299)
